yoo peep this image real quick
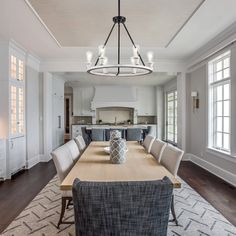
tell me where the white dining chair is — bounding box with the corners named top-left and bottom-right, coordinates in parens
top-left (150, 139), bottom-right (167, 162)
top-left (160, 144), bottom-right (184, 226)
top-left (143, 135), bottom-right (155, 153)
top-left (51, 145), bottom-right (74, 228)
top-left (160, 144), bottom-right (184, 177)
top-left (74, 135), bottom-right (86, 152)
top-left (65, 140), bottom-right (80, 163)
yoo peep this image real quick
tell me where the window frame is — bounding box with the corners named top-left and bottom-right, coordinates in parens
top-left (208, 51), bottom-right (231, 153)
top-left (165, 90), bottom-right (178, 144)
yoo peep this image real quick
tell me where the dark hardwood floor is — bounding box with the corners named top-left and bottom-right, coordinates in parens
top-left (178, 161), bottom-right (236, 226)
top-left (0, 160), bottom-right (235, 233)
top-left (0, 161), bottom-right (56, 233)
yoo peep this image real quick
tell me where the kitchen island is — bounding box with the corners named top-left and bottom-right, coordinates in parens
top-left (72, 124), bottom-right (157, 139)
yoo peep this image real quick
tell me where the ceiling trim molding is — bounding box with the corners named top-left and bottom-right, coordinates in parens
top-left (24, 0), bottom-right (62, 47)
top-left (40, 58), bottom-right (186, 74)
top-left (165, 0), bottom-right (206, 48)
top-left (186, 21), bottom-right (236, 71)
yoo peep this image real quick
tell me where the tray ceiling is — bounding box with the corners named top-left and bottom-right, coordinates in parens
top-left (28, 0), bottom-right (203, 47)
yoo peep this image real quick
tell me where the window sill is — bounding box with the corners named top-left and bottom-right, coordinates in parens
top-left (206, 147), bottom-right (236, 164)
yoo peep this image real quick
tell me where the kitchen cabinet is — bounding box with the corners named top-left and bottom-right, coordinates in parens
top-left (73, 87), bottom-right (94, 116)
top-left (137, 87), bottom-right (156, 116)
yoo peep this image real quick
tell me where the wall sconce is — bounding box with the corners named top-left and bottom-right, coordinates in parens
top-left (191, 91), bottom-right (199, 112)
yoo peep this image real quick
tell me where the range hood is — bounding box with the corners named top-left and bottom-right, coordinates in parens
top-left (91, 86), bottom-right (138, 110)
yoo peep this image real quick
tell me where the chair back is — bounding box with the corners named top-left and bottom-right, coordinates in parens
top-left (65, 140), bottom-right (80, 162)
top-left (51, 145), bottom-right (74, 183)
top-left (81, 127), bottom-right (90, 145)
top-left (72, 177), bottom-right (173, 236)
top-left (160, 145), bottom-right (184, 177)
top-left (150, 139), bottom-right (167, 162)
top-left (74, 135), bottom-right (86, 152)
top-left (126, 128), bottom-right (142, 141)
top-left (91, 128), bottom-right (105, 141)
top-left (143, 135), bottom-right (155, 153)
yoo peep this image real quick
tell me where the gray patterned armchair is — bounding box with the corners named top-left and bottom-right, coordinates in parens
top-left (72, 177), bottom-right (173, 236)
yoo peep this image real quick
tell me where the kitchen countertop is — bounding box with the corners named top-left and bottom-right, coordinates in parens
top-left (72, 124), bottom-right (156, 129)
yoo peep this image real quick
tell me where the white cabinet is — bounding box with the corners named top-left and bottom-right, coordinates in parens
top-left (137, 87), bottom-right (156, 116)
top-left (52, 77), bottom-right (65, 150)
top-left (73, 87), bottom-right (94, 116)
top-left (0, 140), bottom-right (6, 180)
top-left (9, 136), bottom-right (26, 175)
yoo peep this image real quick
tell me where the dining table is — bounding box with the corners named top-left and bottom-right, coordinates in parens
top-left (60, 141), bottom-right (181, 190)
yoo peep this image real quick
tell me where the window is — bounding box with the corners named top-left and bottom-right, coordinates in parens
top-left (166, 90), bottom-right (177, 144)
top-left (208, 51), bottom-right (231, 152)
top-left (10, 55), bottom-right (17, 79)
top-left (10, 85), bottom-right (17, 135)
top-left (9, 54), bottom-right (25, 136)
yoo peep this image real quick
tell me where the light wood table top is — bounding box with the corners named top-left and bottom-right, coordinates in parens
top-left (61, 141), bottom-right (181, 190)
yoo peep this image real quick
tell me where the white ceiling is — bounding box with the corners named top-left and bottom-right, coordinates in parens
top-left (61, 72), bottom-right (176, 86)
top-left (0, 0), bottom-right (236, 61)
top-left (28, 0), bottom-right (202, 47)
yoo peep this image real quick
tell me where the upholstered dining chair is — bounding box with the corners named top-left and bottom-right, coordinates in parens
top-left (51, 145), bottom-right (74, 228)
top-left (65, 140), bottom-right (80, 163)
top-left (91, 128), bottom-right (105, 141)
top-left (72, 177), bottom-right (173, 236)
top-left (160, 144), bottom-right (184, 225)
top-left (126, 128), bottom-right (142, 141)
top-left (150, 139), bottom-right (167, 162)
top-left (143, 135), bottom-right (155, 153)
top-left (74, 135), bottom-right (87, 152)
top-left (81, 126), bottom-right (91, 145)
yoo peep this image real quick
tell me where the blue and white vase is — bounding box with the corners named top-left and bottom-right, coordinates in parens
top-left (110, 130), bottom-right (121, 140)
top-left (110, 138), bottom-right (126, 164)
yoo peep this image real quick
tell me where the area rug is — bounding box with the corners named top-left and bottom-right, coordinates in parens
top-left (1, 176), bottom-right (236, 236)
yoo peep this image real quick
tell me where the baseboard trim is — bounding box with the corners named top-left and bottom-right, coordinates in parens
top-left (26, 155), bottom-right (40, 169)
top-left (39, 154), bottom-right (52, 162)
top-left (187, 153), bottom-right (236, 187)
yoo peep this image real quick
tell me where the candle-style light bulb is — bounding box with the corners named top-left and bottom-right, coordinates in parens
top-left (86, 51), bottom-right (93, 63)
top-left (99, 45), bottom-right (106, 57)
top-left (147, 51), bottom-right (154, 63)
top-left (132, 46), bottom-right (137, 57)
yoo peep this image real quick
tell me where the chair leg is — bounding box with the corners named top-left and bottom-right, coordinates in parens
top-left (170, 194), bottom-right (179, 226)
top-left (57, 197), bottom-right (74, 228)
top-left (66, 199), bottom-right (73, 209)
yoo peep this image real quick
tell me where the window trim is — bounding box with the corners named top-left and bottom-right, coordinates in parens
top-left (208, 50), bottom-right (231, 153)
top-left (165, 90), bottom-right (178, 144)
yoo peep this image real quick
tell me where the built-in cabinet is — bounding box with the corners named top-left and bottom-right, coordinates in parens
top-left (0, 43), bottom-right (26, 179)
top-left (52, 77), bottom-right (65, 150)
top-left (0, 140), bottom-right (6, 180)
top-left (73, 87), bottom-right (94, 116)
top-left (137, 87), bottom-right (156, 116)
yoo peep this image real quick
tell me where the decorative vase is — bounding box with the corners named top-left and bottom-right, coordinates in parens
top-left (110, 130), bottom-right (121, 140)
top-left (110, 138), bottom-right (126, 164)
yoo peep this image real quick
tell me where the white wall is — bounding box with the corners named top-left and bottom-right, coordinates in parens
top-left (26, 66), bottom-right (40, 168)
top-left (186, 51), bottom-right (236, 186)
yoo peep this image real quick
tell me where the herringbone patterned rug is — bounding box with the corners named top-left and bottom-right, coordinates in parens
top-left (1, 176), bottom-right (236, 236)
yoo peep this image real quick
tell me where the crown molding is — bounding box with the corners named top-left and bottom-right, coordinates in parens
top-left (187, 21), bottom-right (236, 71)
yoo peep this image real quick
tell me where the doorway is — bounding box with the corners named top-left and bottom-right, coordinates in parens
top-left (64, 95), bottom-right (72, 141)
